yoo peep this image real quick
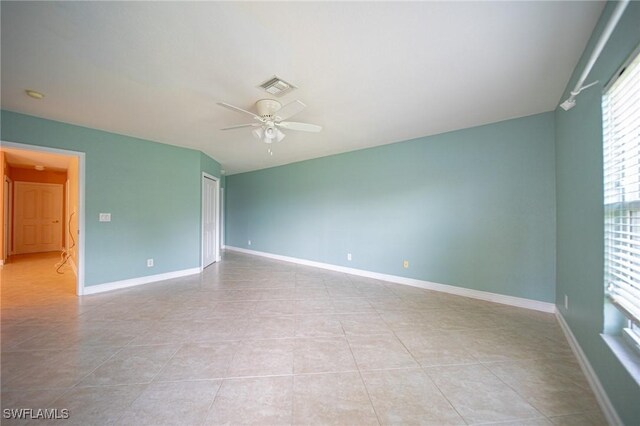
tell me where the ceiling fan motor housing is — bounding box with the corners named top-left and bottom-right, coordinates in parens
top-left (256, 99), bottom-right (282, 119)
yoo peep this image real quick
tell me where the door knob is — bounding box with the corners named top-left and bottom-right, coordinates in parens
top-left (52, 220), bottom-right (59, 223)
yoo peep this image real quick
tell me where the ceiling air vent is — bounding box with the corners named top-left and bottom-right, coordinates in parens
top-left (258, 76), bottom-right (296, 97)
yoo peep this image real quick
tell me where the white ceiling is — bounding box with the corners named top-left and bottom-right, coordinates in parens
top-left (1, 1), bottom-right (604, 175)
top-left (2, 147), bottom-right (71, 172)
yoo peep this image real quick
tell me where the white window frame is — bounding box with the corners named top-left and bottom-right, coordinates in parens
top-left (603, 44), bottom-right (640, 358)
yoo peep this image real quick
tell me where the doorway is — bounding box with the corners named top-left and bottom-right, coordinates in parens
top-left (0, 142), bottom-right (85, 295)
top-left (201, 173), bottom-right (220, 269)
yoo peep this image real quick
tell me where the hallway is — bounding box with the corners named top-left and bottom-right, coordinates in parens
top-left (2, 252), bottom-right (77, 310)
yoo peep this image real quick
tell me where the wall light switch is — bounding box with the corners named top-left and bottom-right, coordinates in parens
top-left (248, 240), bottom-right (252, 246)
top-left (99, 213), bottom-right (111, 222)
top-left (403, 260), bottom-right (409, 269)
top-left (347, 253), bottom-right (352, 261)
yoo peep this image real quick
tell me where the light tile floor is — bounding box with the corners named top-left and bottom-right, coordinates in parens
top-left (1, 251), bottom-right (607, 425)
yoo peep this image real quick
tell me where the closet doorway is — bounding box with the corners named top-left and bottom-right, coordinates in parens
top-left (201, 173), bottom-right (220, 269)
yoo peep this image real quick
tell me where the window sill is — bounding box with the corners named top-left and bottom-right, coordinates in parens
top-left (601, 334), bottom-right (640, 386)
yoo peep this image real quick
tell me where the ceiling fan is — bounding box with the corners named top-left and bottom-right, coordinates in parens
top-left (217, 99), bottom-right (322, 143)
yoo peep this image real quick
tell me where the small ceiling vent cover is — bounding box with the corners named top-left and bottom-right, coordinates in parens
top-left (258, 76), bottom-right (296, 97)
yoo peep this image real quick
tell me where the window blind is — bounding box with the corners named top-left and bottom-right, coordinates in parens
top-left (603, 48), bottom-right (640, 326)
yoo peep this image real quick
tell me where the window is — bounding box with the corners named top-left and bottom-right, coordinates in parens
top-left (603, 47), bottom-right (640, 354)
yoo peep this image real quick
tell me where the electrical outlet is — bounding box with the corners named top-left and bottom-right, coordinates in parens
top-left (248, 240), bottom-right (252, 246)
top-left (147, 258), bottom-right (154, 267)
top-left (99, 213), bottom-right (111, 222)
top-left (564, 294), bottom-right (569, 310)
top-left (347, 253), bottom-right (352, 261)
top-left (403, 260), bottom-right (409, 269)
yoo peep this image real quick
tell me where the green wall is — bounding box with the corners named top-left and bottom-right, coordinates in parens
top-left (1, 110), bottom-right (221, 286)
top-left (555, 2), bottom-right (640, 423)
top-left (226, 112), bottom-right (556, 303)
top-left (200, 151), bottom-right (221, 179)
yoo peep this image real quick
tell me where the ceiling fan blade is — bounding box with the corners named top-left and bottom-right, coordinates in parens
top-left (217, 102), bottom-right (260, 119)
top-left (275, 100), bottom-right (306, 121)
top-left (277, 121), bottom-right (323, 132)
top-left (220, 123), bottom-right (260, 131)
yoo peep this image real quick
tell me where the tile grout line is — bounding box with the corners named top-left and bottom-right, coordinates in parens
top-left (341, 321), bottom-right (383, 426)
top-left (42, 344), bottom-right (131, 419)
top-left (200, 376), bottom-right (225, 426)
top-left (68, 344), bottom-right (128, 388)
top-left (112, 341), bottom-right (206, 425)
top-left (418, 365), bottom-right (471, 426)
top-left (83, 344), bottom-right (182, 424)
top-left (484, 359), bottom-right (597, 421)
top-left (471, 362), bottom-right (549, 423)
top-left (290, 369), bottom-right (295, 426)
top-left (387, 323), bottom-right (471, 425)
top-left (146, 343), bottom-right (184, 384)
top-left (81, 342), bottom-right (183, 424)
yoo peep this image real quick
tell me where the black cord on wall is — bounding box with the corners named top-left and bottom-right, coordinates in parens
top-left (56, 211), bottom-right (76, 274)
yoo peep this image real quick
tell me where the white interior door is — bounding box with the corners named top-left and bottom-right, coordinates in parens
top-left (14, 182), bottom-right (63, 254)
top-left (202, 175), bottom-right (218, 268)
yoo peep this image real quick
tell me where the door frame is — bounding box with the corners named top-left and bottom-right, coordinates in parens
top-left (220, 187), bottom-right (225, 249)
top-left (1, 141), bottom-right (86, 296)
top-left (201, 172), bottom-right (221, 269)
top-left (2, 175), bottom-right (12, 263)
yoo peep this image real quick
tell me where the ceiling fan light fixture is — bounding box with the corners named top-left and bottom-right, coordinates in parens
top-left (264, 126), bottom-right (276, 140)
top-left (252, 125), bottom-right (286, 144)
top-left (218, 98), bottom-right (321, 145)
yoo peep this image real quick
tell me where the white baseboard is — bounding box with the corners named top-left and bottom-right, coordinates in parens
top-left (81, 267), bottom-right (201, 295)
top-left (556, 311), bottom-right (622, 426)
top-left (224, 246), bottom-right (556, 313)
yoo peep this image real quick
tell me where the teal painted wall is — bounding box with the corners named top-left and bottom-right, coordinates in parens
top-left (227, 112), bottom-right (556, 303)
top-left (555, 2), bottom-right (640, 423)
top-left (1, 110), bottom-right (221, 286)
top-left (200, 151), bottom-right (221, 178)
